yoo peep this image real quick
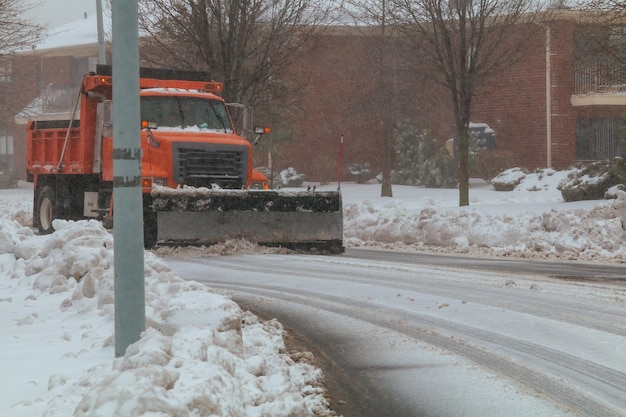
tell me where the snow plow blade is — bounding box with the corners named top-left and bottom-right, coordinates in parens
top-left (151, 188), bottom-right (344, 253)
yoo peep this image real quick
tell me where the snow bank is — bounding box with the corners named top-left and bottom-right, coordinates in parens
top-left (344, 195), bottom-right (626, 260)
top-left (341, 172), bottom-right (626, 262)
top-left (1, 189), bottom-right (332, 417)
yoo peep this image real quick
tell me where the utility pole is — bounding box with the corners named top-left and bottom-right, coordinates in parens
top-left (112, 0), bottom-right (145, 357)
top-left (96, 0), bottom-right (106, 65)
top-left (380, 0), bottom-right (393, 197)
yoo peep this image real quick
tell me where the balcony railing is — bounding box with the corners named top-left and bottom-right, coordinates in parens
top-left (575, 63), bottom-right (626, 94)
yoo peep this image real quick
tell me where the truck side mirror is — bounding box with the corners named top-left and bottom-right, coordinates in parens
top-left (252, 126), bottom-right (270, 146)
top-left (254, 126), bottom-right (270, 135)
top-left (98, 100), bottom-right (113, 137)
top-left (141, 120), bottom-right (158, 130)
top-left (103, 100), bottom-right (112, 127)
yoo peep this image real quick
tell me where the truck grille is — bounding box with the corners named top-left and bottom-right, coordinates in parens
top-left (172, 143), bottom-right (248, 189)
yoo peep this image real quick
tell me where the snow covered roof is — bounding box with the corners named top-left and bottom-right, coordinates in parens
top-left (30, 13), bottom-right (110, 53)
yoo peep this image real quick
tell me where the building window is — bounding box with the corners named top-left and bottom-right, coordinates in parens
top-left (0, 61), bottom-right (12, 83)
top-left (0, 136), bottom-right (13, 155)
top-left (576, 119), bottom-right (623, 160)
top-left (0, 135), bottom-right (13, 172)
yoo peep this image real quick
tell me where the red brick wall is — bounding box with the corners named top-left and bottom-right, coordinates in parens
top-left (277, 33), bottom-right (384, 182)
top-left (278, 32), bottom-right (451, 182)
top-left (4, 57), bottom-right (41, 181)
top-left (575, 106), bottom-right (626, 119)
top-left (437, 18), bottom-right (625, 172)
top-left (40, 55), bottom-right (74, 87)
top-left (280, 20), bottom-right (587, 181)
top-left (280, 17), bottom-right (626, 180)
top-left (472, 23), bottom-right (554, 170)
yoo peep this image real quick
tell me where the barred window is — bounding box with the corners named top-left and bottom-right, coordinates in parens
top-left (0, 62), bottom-right (12, 83)
top-left (576, 119), bottom-right (623, 160)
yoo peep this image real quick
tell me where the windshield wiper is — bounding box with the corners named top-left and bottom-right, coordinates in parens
top-left (208, 101), bottom-right (229, 133)
top-left (177, 98), bottom-right (186, 128)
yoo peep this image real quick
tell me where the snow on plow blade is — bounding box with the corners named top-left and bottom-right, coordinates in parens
top-left (151, 188), bottom-right (344, 253)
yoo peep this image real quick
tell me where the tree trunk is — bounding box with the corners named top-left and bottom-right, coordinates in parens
top-left (381, 115), bottom-right (393, 197)
top-left (379, 0), bottom-right (392, 198)
top-left (458, 126), bottom-right (470, 206)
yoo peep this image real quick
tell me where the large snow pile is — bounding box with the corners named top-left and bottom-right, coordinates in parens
top-left (0, 187), bottom-right (332, 417)
top-left (341, 169), bottom-right (626, 262)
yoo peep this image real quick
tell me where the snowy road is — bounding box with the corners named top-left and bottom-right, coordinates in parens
top-left (166, 250), bottom-right (626, 417)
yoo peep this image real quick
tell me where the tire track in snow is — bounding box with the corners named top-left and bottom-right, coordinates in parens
top-left (209, 282), bottom-right (626, 417)
top-left (181, 254), bottom-right (626, 338)
top-left (167, 255), bottom-right (626, 416)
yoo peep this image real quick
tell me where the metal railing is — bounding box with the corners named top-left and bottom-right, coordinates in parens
top-left (574, 62), bottom-right (626, 94)
top-left (576, 118), bottom-right (623, 160)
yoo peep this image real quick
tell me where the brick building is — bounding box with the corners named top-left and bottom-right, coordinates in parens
top-left (276, 26), bottom-right (428, 182)
top-left (5, 14), bottom-right (107, 183)
top-left (280, 10), bottom-right (626, 179)
top-left (4, 10), bottom-right (626, 184)
top-left (471, 23), bottom-right (557, 169)
top-left (470, 11), bottom-right (626, 171)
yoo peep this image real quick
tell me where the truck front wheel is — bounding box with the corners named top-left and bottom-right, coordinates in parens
top-left (37, 185), bottom-right (57, 234)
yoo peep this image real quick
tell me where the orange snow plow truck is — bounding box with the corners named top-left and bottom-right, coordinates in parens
top-left (26, 65), bottom-right (343, 252)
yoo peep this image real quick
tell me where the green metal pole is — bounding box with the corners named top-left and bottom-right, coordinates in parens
top-left (112, 0), bottom-right (145, 357)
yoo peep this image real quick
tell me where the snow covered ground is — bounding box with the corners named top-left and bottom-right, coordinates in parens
top-left (2, 170), bottom-right (625, 417)
top-left (340, 169), bottom-right (626, 263)
top-left (0, 184), bottom-right (331, 417)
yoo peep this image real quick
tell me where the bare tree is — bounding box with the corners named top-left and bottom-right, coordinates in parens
top-left (573, 1), bottom-right (626, 94)
top-left (389, 0), bottom-right (548, 206)
top-left (0, 0), bottom-right (44, 54)
top-left (342, 0), bottom-right (398, 197)
top-left (137, 0), bottom-right (337, 172)
top-left (0, 2), bottom-right (44, 119)
top-left (138, 0), bottom-right (334, 108)
top-left (0, 1), bottom-right (43, 181)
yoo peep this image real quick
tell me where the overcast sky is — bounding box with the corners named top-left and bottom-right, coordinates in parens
top-left (26, 0), bottom-right (98, 28)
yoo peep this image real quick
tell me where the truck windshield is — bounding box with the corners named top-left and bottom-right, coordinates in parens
top-left (141, 96), bottom-right (233, 133)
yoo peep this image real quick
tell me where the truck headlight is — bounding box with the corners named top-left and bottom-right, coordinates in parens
top-left (142, 177), bottom-right (167, 188)
top-left (249, 182), bottom-right (268, 190)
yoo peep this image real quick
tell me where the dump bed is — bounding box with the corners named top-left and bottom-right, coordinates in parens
top-left (27, 119), bottom-right (91, 176)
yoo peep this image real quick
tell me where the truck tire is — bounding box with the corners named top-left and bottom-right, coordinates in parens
top-left (143, 211), bottom-right (158, 249)
top-left (37, 185), bottom-right (57, 234)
